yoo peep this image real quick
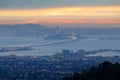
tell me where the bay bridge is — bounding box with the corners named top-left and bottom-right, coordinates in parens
top-left (0, 33), bottom-right (77, 52)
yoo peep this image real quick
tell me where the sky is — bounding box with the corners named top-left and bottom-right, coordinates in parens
top-left (0, 0), bottom-right (120, 27)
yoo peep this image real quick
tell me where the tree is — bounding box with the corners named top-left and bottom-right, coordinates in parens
top-left (63, 61), bottom-right (120, 80)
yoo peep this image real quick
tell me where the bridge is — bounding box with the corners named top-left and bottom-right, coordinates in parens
top-left (0, 36), bottom-right (77, 52)
top-left (29, 38), bottom-right (77, 47)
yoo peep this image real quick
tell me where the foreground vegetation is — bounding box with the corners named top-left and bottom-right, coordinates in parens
top-left (63, 61), bottom-right (120, 80)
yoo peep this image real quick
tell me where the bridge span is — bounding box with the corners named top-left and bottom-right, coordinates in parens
top-left (29, 38), bottom-right (77, 47)
top-left (0, 38), bottom-right (77, 52)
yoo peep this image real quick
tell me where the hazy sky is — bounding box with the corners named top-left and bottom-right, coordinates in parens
top-left (0, 0), bottom-right (120, 27)
top-left (0, 0), bottom-right (120, 9)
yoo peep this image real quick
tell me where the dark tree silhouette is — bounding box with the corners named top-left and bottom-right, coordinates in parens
top-left (63, 61), bottom-right (120, 80)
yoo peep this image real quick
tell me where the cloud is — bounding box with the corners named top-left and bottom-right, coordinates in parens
top-left (0, 6), bottom-right (120, 25)
top-left (0, 6), bottom-right (119, 18)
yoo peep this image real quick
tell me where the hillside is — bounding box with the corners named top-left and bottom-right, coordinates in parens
top-left (63, 61), bottom-right (120, 80)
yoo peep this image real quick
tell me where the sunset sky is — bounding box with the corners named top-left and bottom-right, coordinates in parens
top-left (0, 0), bottom-right (120, 27)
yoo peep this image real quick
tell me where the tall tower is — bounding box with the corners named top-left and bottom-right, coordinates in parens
top-left (72, 32), bottom-right (75, 37)
top-left (56, 26), bottom-right (60, 34)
